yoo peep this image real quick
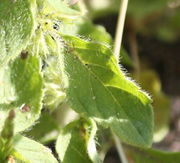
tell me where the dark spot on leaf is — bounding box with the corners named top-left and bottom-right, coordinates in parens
top-left (80, 126), bottom-right (86, 138)
top-left (21, 104), bottom-right (30, 113)
top-left (20, 51), bottom-right (28, 59)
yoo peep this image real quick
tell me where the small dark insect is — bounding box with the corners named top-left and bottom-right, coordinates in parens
top-left (21, 104), bottom-right (30, 113)
top-left (20, 51), bottom-right (28, 59)
top-left (53, 23), bottom-right (59, 30)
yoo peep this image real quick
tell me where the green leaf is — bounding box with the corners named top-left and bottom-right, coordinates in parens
top-left (77, 21), bottom-right (112, 45)
top-left (0, 55), bottom-right (43, 133)
top-left (60, 35), bottom-right (153, 147)
top-left (43, 55), bottom-right (66, 110)
top-left (38, 0), bottom-right (80, 19)
top-left (59, 17), bottom-right (112, 46)
top-left (0, 0), bottom-right (36, 67)
top-left (128, 0), bottom-right (169, 19)
top-left (0, 110), bottom-right (15, 162)
top-left (26, 112), bottom-right (60, 143)
top-left (12, 134), bottom-right (58, 163)
top-left (56, 118), bottom-right (101, 163)
top-left (125, 145), bottom-right (180, 163)
top-left (133, 70), bottom-right (170, 142)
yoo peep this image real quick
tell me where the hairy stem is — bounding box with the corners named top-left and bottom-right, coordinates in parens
top-left (112, 133), bottom-right (128, 163)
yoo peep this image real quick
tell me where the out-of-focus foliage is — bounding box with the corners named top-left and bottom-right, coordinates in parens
top-left (125, 145), bottom-right (180, 163)
top-left (85, 0), bottom-right (180, 42)
top-left (133, 70), bottom-right (170, 142)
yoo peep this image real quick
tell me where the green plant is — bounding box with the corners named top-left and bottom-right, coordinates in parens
top-left (0, 0), bottom-right (179, 162)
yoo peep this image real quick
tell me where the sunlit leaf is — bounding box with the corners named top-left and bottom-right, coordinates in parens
top-left (0, 0), bottom-right (36, 67)
top-left (60, 35), bottom-right (154, 147)
top-left (37, 0), bottom-right (80, 19)
top-left (0, 110), bottom-right (15, 162)
top-left (12, 134), bottom-right (58, 162)
top-left (0, 55), bottom-right (43, 133)
top-left (56, 118), bottom-right (101, 163)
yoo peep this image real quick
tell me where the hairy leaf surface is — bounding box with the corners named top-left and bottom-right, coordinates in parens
top-left (0, 0), bottom-right (35, 67)
top-left (60, 35), bottom-right (154, 147)
top-left (0, 55), bottom-right (43, 133)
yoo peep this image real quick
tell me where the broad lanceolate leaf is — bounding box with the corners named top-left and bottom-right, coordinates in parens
top-left (0, 55), bottom-right (43, 133)
top-left (125, 145), bottom-right (180, 163)
top-left (60, 35), bottom-right (154, 147)
top-left (12, 134), bottom-right (58, 163)
top-left (56, 118), bottom-right (101, 163)
top-left (0, 0), bottom-right (36, 67)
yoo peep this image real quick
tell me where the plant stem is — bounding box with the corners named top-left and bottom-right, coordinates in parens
top-left (112, 133), bottom-right (128, 163)
top-left (78, 0), bottom-right (87, 15)
top-left (113, 0), bottom-right (129, 163)
top-left (114, 0), bottom-right (129, 62)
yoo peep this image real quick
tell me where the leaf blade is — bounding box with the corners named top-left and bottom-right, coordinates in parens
top-left (56, 118), bottom-right (101, 163)
top-left (12, 134), bottom-right (58, 163)
top-left (60, 35), bottom-right (154, 147)
top-left (0, 55), bottom-right (43, 133)
top-left (0, 0), bottom-right (35, 67)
